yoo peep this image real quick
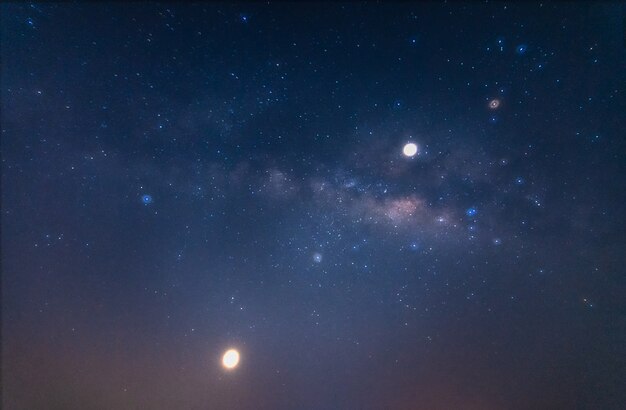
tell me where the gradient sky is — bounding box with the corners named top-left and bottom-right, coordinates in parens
top-left (2, 2), bottom-right (626, 409)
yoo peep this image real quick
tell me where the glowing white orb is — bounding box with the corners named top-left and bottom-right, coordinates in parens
top-left (222, 349), bottom-right (240, 369)
top-left (403, 142), bottom-right (418, 157)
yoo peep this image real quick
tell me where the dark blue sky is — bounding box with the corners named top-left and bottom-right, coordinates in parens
top-left (2, 2), bottom-right (625, 409)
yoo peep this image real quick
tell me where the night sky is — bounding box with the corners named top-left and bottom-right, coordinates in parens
top-left (2, 2), bottom-right (626, 409)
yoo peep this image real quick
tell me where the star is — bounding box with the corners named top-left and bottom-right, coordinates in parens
top-left (222, 349), bottom-right (240, 369)
top-left (313, 252), bottom-right (323, 263)
top-left (488, 99), bottom-right (501, 109)
top-left (402, 142), bottom-right (419, 157)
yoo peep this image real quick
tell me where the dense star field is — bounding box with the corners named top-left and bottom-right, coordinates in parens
top-left (2, 3), bottom-right (625, 409)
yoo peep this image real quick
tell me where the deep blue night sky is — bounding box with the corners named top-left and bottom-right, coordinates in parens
top-left (2, 2), bottom-right (626, 409)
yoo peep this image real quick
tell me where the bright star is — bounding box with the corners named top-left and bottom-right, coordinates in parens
top-left (222, 349), bottom-right (240, 369)
top-left (402, 142), bottom-right (418, 157)
top-left (488, 99), bottom-right (501, 109)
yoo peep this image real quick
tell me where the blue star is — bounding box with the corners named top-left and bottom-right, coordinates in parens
top-left (516, 44), bottom-right (528, 55)
top-left (466, 207), bottom-right (477, 217)
top-left (515, 177), bottom-right (525, 185)
top-left (141, 194), bottom-right (153, 205)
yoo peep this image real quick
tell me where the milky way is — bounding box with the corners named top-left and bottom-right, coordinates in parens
top-left (2, 3), bottom-right (625, 409)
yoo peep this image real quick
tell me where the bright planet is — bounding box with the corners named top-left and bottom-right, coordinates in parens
top-left (402, 142), bottom-right (418, 157)
top-left (222, 349), bottom-right (240, 369)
